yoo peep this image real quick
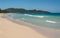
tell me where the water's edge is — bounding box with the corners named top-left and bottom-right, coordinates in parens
top-left (2, 14), bottom-right (60, 38)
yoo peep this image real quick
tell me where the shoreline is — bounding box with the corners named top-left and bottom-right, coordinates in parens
top-left (3, 14), bottom-right (60, 32)
top-left (0, 13), bottom-right (60, 38)
top-left (2, 13), bottom-right (60, 31)
top-left (7, 17), bottom-right (60, 38)
top-left (0, 13), bottom-right (48, 38)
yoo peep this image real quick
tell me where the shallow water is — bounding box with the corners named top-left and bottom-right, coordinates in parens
top-left (4, 13), bottom-right (60, 30)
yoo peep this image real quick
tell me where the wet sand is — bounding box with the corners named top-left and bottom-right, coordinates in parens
top-left (0, 14), bottom-right (47, 38)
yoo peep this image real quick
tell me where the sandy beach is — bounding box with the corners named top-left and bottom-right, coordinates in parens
top-left (0, 14), bottom-right (47, 38)
top-left (0, 13), bottom-right (60, 38)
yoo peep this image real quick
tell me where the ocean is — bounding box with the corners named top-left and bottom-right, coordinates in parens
top-left (4, 13), bottom-right (60, 30)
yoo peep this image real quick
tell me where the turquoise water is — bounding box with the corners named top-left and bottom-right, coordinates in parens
top-left (4, 13), bottom-right (60, 30)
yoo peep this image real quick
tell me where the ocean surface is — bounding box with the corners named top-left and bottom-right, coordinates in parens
top-left (4, 13), bottom-right (60, 30)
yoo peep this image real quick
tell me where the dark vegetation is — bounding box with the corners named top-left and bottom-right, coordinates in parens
top-left (0, 8), bottom-right (51, 14)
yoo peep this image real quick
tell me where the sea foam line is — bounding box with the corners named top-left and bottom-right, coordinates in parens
top-left (45, 20), bottom-right (56, 23)
top-left (24, 14), bottom-right (47, 18)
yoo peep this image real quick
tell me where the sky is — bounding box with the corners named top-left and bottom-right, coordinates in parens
top-left (0, 0), bottom-right (60, 13)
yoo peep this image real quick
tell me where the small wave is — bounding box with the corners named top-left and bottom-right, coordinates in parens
top-left (28, 15), bottom-right (33, 16)
top-left (24, 14), bottom-right (32, 16)
top-left (45, 20), bottom-right (56, 23)
top-left (24, 14), bottom-right (48, 18)
top-left (24, 14), bottom-right (29, 15)
top-left (35, 16), bottom-right (44, 18)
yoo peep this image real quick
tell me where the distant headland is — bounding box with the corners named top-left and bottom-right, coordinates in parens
top-left (0, 8), bottom-right (51, 14)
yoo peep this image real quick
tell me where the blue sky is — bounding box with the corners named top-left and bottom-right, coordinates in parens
top-left (0, 0), bottom-right (60, 12)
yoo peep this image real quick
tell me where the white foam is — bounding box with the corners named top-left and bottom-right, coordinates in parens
top-left (24, 14), bottom-right (33, 17)
top-left (28, 15), bottom-right (45, 18)
top-left (24, 14), bottom-right (46, 18)
top-left (28, 15), bottom-right (33, 16)
top-left (24, 14), bottom-right (29, 16)
top-left (35, 16), bottom-right (44, 18)
top-left (46, 20), bottom-right (56, 23)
